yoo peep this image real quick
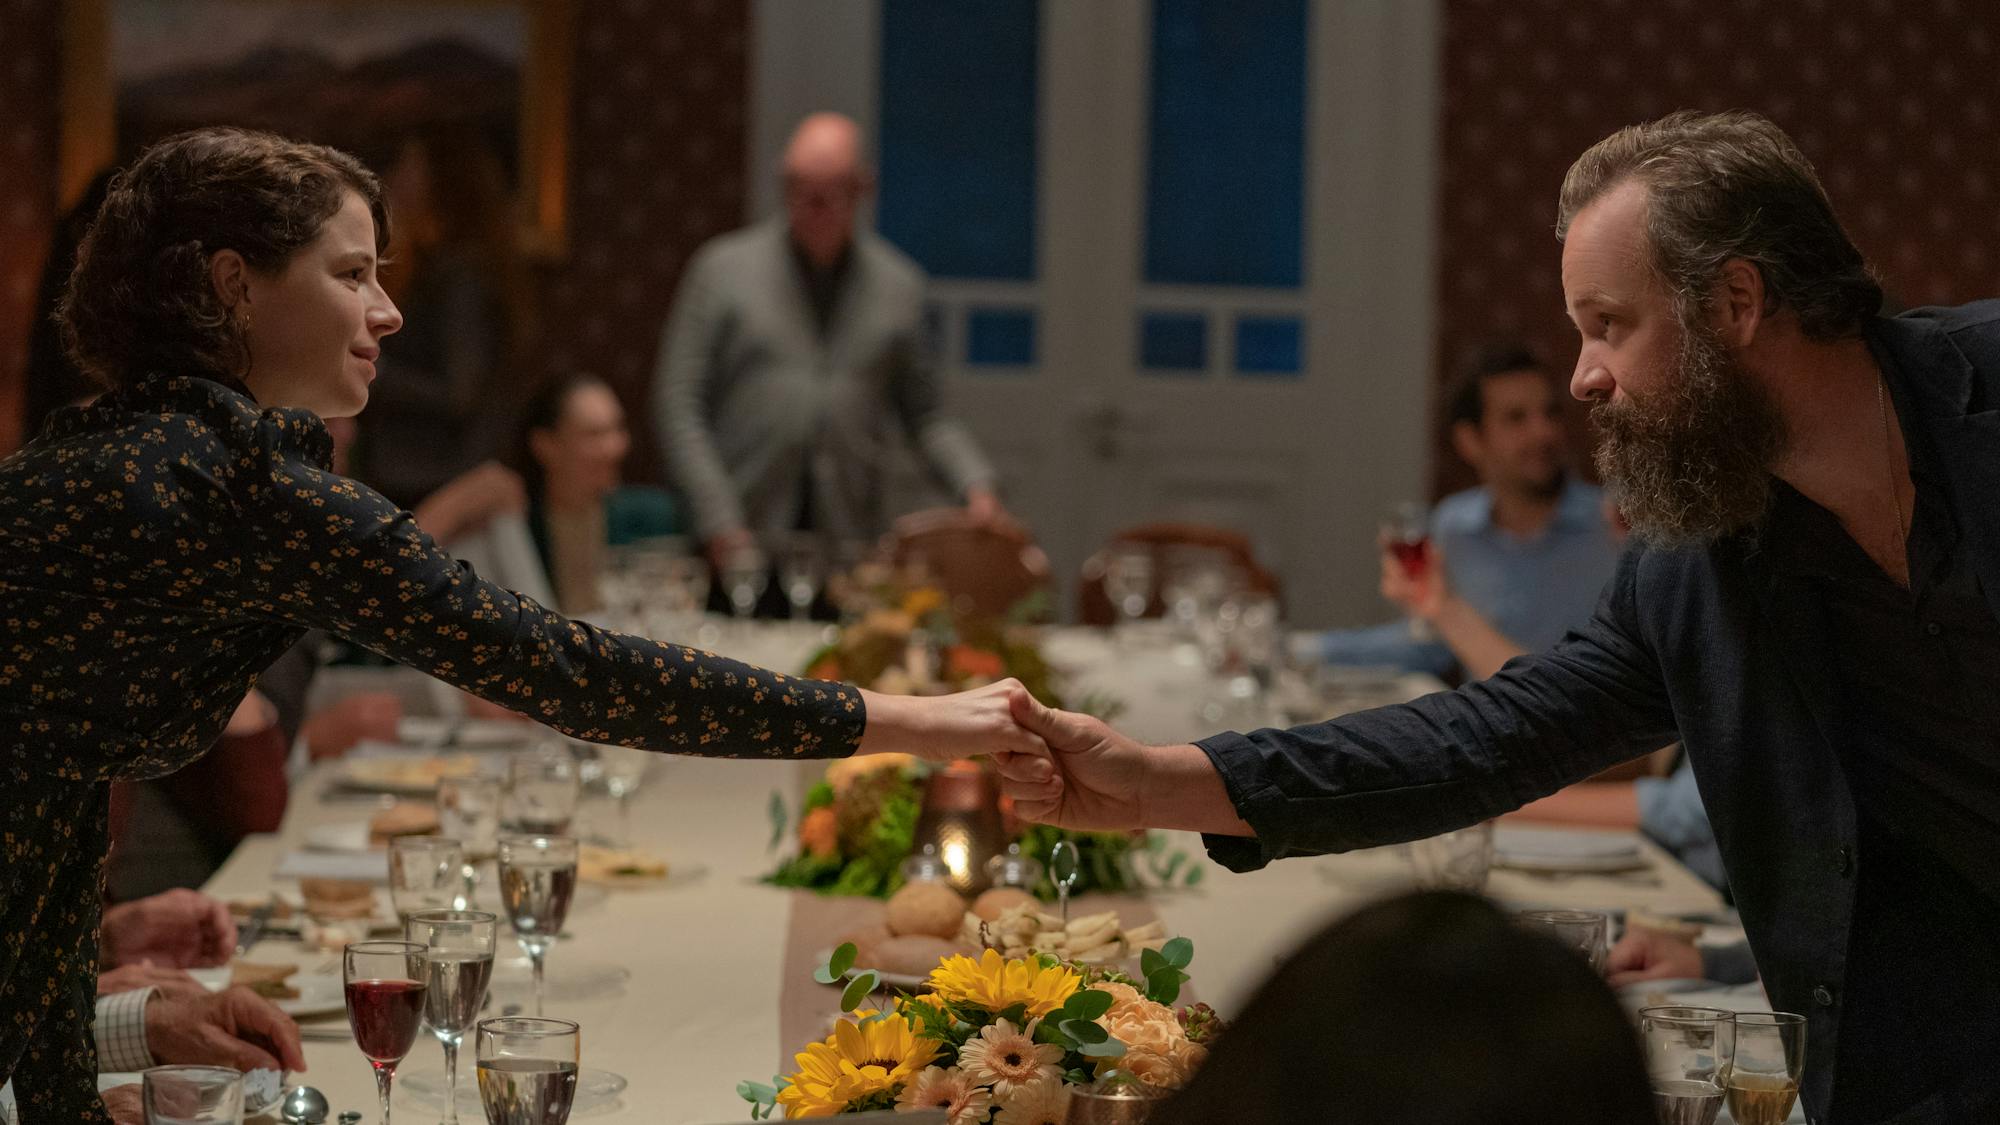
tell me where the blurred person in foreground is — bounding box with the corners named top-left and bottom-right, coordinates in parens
top-left (515, 372), bottom-right (680, 615)
top-left (1298, 346), bottom-right (1622, 680)
top-left (1001, 110), bottom-right (2000, 1123)
top-left (1153, 892), bottom-right (1652, 1125)
top-left (653, 112), bottom-right (1006, 580)
top-left (0, 126), bottom-right (1049, 1119)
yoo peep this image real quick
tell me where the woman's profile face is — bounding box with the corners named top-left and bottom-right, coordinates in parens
top-left (235, 191), bottom-right (402, 417)
top-left (531, 383), bottom-right (630, 501)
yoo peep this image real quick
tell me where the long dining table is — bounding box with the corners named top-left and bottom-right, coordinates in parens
top-left (197, 621), bottom-right (1726, 1122)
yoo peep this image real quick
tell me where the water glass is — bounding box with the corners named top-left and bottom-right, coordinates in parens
top-left (590, 744), bottom-right (651, 846)
top-left (1727, 1011), bottom-right (1806, 1125)
top-left (438, 775), bottom-right (502, 906)
top-left (497, 835), bottom-right (580, 1017)
top-left (404, 910), bottom-right (499, 1125)
top-left (1104, 548), bottom-right (1154, 633)
top-left (779, 535), bottom-right (824, 619)
top-left (1518, 909), bottom-right (1612, 974)
top-left (477, 1016), bottom-right (581, 1125)
top-left (343, 940), bottom-right (430, 1125)
top-left (507, 748), bottom-right (580, 836)
top-left (720, 543), bottom-right (769, 618)
top-left (141, 1065), bottom-right (243, 1124)
top-left (1638, 1006), bottom-right (1735, 1125)
top-left (387, 835), bottom-right (463, 922)
top-left (1402, 821), bottom-right (1495, 892)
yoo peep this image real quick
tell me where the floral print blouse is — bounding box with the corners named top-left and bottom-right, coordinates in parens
top-left (0, 374), bottom-right (864, 1118)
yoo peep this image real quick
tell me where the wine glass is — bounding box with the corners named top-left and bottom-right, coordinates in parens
top-left (140, 1064), bottom-right (243, 1124)
top-left (343, 940), bottom-right (430, 1125)
top-left (1402, 821), bottom-right (1495, 892)
top-left (388, 836), bottom-right (464, 923)
top-left (404, 910), bottom-right (498, 1125)
top-left (590, 744), bottom-right (651, 847)
top-left (1727, 1012), bottom-right (1806, 1125)
top-left (779, 535), bottom-right (823, 620)
top-left (507, 748), bottom-right (580, 836)
top-left (437, 775), bottom-right (502, 907)
top-left (1103, 548), bottom-right (1154, 639)
top-left (1518, 909), bottom-right (1612, 974)
top-left (1380, 500), bottom-right (1435, 640)
top-left (1638, 1006), bottom-right (1735, 1125)
top-left (476, 1016), bottom-right (580, 1125)
top-left (497, 835), bottom-right (579, 1017)
top-left (720, 543), bottom-right (769, 619)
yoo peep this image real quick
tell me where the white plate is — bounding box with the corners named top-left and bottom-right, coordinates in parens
top-left (1493, 825), bottom-right (1648, 873)
top-left (275, 969), bottom-right (346, 1018)
top-left (303, 820), bottom-right (379, 853)
top-left (400, 1066), bottom-right (627, 1115)
top-left (336, 752), bottom-right (489, 795)
top-left (397, 717), bottom-right (546, 750)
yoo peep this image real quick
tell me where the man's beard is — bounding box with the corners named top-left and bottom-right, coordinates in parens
top-left (1591, 317), bottom-right (1788, 546)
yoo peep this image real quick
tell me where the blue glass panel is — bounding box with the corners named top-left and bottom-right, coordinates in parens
top-left (1234, 315), bottom-right (1303, 376)
top-left (1144, 0), bottom-right (1307, 287)
top-left (1139, 311), bottom-right (1208, 374)
top-left (966, 307), bottom-right (1036, 368)
top-left (879, 0), bottom-right (1038, 280)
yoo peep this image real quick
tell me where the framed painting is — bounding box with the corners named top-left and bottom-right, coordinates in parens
top-left (60, 0), bottom-right (574, 256)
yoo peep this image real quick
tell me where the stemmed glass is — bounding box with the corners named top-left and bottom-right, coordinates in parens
top-left (343, 940), bottom-right (430, 1125)
top-left (507, 748), bottom-right (579, 836)
top-left (1518, 909), bottom-right (1612, 974)
top-left (476, 1016), bottom-right (580, 1125)
top-left (497, 835), bottom-right (579, 1017)
top-left (1381, 500), bottom-right (1435, 640)
top-left (720, 543), bottom-right (769, 619)
top-left (388, 836), bottom-right (463, 923)
top-left (1727, 1012), bottom-right (1806, 1125)
top-left (437, 776), bottom-right (502, 908)
top-left (1638, 1006), bottom-right (1735, 1125)
top-left (140, 1064), bottom-right (244, 1123)
top-left (404, 910), bottom-right (498, 1125)
top-left (1103, 548), bottom-right (1153, 639)
top-left (1402, 821), bottom-right (1495, 892)
top-left (779, 535), bottom-right (823, 620)
top-left (589, 744), bottom-right (651, 847)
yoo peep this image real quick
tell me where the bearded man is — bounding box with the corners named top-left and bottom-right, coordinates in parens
top-left (996, 111), bottom-right (2000, 1123)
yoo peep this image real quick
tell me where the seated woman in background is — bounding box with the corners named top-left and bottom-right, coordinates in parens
top-left (1152, 891), bottom-right (1653, 1125)
top-left (515, 372), bottom-right (680, 614)
top-left (0, 126), bottom-right (1049, 1119)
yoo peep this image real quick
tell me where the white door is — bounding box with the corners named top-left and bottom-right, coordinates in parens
top-left (750, 0), bottom-right (1439, 627)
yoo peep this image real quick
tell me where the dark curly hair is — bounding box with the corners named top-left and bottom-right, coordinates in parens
top-left (57, 126), bottom-right (390, 390)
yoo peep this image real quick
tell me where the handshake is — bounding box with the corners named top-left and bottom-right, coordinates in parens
top-left (852, 679), bottom-right (1253, 839)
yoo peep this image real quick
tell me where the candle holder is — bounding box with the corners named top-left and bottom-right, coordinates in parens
top-left (909, 761), bottom-right (1006, 895)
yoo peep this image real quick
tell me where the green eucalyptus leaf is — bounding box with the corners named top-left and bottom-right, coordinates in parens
top-left (841, 970), bottom-right (879, 1011)
top-left (737, 1080), bottom-right (775, 1103)
top-left (1079, 1037), bottom-right (1129, 1058)
top-left (1146, 967), bottom-right (1185, 1006)
top-left (1140, 948), bottom-right (1167, 978)
top-left (1063, 988), bottom-right (1114, 1022)
top-left (1185, 865), bottom-right (1206, 887)
top-left (767, 791), bottom-right (788, 851)
top-left (1162, 936), bottom-right (1194, 969)
top-left (1061, 1018), bottom-right (1109, 1045)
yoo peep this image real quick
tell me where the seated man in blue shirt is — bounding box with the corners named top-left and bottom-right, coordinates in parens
top-left (1302, 347), bottom-right (1623, 680)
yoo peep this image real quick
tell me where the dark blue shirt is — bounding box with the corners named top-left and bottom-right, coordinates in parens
top-left (1197, 303), bottom-right (2000, 1124)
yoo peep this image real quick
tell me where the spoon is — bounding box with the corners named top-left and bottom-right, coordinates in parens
top-left (279, 1085), bottom-right (329, 1124)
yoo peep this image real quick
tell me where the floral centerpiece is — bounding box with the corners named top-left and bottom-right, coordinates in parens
top-left (739, 939), bottom-right (1221, 1121)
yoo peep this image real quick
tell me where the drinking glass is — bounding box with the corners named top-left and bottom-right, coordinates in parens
top-left (507, 748), bottom-right (579, 836)
top-left (388, 836), bottom-right (464, 923)
top-left (1103, 548), bottom-right (1154, 637)
top-left (1380, 500), bottom-right (1435, 640)
top-left (343, 940), bottom-right (430, 1125)
top-left (779, 535), bottom-right (824, 620)
top-left (1727, 1012), bottom-right (1806, 1125)
top-left (1518, 909), bottom-right (1612, 974)
top-left (497, 835), bottom-right (579, 1017)
top-left (437, 775), bottom-right (502, 907)
top-left (1402, 821), bottom-right (1495, 892)
top-left (720, 543), bottom-right (769, 619)
top-left (404, 910), bottom-right (498, 1125)
top-left (141, 1065), bottom-right (243, 1124)
top-left (590, 744), bottom-right (651, 847)
top-left (1638, 1006), bottom-right (1735, 1125)
top-left (476, 1016), bottom-right (580, 1125)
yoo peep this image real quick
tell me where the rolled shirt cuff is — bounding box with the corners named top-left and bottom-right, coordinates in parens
top-left (94, 986), bottom-right (157, 1072)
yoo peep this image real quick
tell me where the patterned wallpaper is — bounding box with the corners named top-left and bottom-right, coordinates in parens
top-left (0, 0), bottom-right (748, 478)
top-left (1434, 0), bottom-right (2000, 494)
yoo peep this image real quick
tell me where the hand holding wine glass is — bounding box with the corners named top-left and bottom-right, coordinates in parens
top-left (476, 1016), bottom-right (580, 1125)
top-left (1379, 500), bottom-right (1437, 638)
top-left (497, 835), bottom-right (579, 1017)
top-left (405, 910), bottom-right (498, 1125)
top-left (343, 940), bottom-right (429, 1125)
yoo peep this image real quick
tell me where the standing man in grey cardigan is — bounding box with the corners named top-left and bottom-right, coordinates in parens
top-left (654, 112), bottom-right (1004, 570)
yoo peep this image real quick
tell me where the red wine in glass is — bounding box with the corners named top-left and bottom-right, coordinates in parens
top-left (346, 978), bottom-right (427, 1062)
top-left (1387, 536), bottom-right (1431, 580)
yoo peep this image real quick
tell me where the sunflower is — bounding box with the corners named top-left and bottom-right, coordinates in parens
top-left (927, 949), bottom-right (1081, 1020)
top-left (775, 1009), bottom-right (941, 1117)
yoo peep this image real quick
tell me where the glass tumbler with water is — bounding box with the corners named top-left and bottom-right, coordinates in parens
top-left (1639, 1005), bottom-right (1735, 1125)
top-left (477, 1016), bottom-right (581, 1125)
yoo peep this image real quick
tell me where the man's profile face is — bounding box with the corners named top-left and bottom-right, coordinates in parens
top-left (1560, 177), bottom-right (1787, 543)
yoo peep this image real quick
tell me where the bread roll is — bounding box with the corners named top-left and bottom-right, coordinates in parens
top-left (886, 880), bottom-right (966, 938)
